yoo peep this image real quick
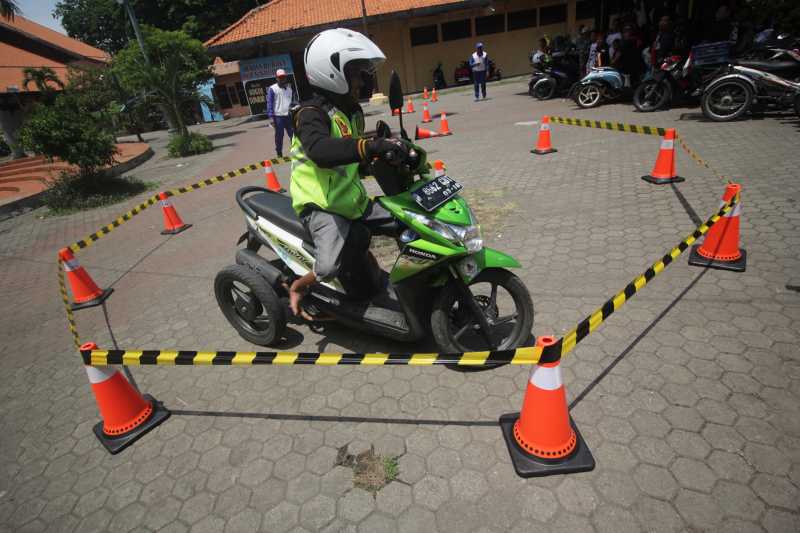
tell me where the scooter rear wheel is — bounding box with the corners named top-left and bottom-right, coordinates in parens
top-left (431, 268), bottom-right (534, 359)
top-left (215, 264), bottom-right (286, 346)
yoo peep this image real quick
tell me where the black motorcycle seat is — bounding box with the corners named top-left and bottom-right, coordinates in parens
top-left (736, 59), bottom-right (800, 73)
top-left (244, 192), bottom-right (312, 242)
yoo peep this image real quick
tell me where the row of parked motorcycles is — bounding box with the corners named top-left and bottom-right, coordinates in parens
top-left (529, 32), bottom-right (800, 121)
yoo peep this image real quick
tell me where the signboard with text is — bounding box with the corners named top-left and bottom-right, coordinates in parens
top-left (239, 54), bottom-right (298, 116)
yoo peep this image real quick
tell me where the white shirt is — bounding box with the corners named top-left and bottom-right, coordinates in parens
top-left (269, 83), bottom-right (294, 117)
top-left (471, 51), bottom-right (487, 72)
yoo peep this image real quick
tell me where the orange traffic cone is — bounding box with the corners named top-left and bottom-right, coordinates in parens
top-left (421, 102), bottom-right (432, 123)
top-left (81, 342), bottom-right (170, 454)
top-left (158, 192), bottom-right (192, 235)
top-left (438, 113), bottom-right (452, 136)
top-left (59, 248), bottom-right (113, 311)
top-left (641, 128), bottom-right (685, 184)
top-left (264, 160), bottom-right (285, 193)
top-left (531, 116), bottom-right (557, 155)
top-left (406, 97), bottom-right (415, 113)
top-left (689, 183), bottom-right (746, 272)
top-left (431, 88), bottom-right (438, 102)
top-left (500, 336), bottom-right (595, 477)
top-left (415, 126), bottom-right (442, 140)
top-left (423, 86), bottom-right (429, 100)
top-left (433, 159), bottom-right (446, 177)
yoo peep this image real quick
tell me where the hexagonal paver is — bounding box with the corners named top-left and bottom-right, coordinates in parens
top-left (338, 488), bottom-right (375, 522)
top-left (670, 457), bottom-right (717, 492)
top-left (412, 475), bottom-right (450, 511)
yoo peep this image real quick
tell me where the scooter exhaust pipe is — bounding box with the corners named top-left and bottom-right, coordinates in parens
top-left (236, 249), bottom-right (284, 287)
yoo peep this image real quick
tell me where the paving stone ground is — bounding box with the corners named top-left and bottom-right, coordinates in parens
top-left (1, 78), bottom-right (799, 532)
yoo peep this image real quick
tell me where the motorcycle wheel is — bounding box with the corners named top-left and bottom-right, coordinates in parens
top-left (575, 82), bottom-right (603, 108)
top-left (794, 93), bottom-right (800, 117)
top-left (634, 80), bottom-right (672, 112)
top-left (701, 79), bottom-right (753, 122)
top-left (431, 269), bottom-right (534, 356)
top-left (533, 78), bottom-right (556, 100)
top-left (215, 264), bottom-right (286, 346)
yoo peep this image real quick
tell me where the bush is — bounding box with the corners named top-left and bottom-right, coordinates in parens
top-left (43, 171), bottom-right (155, 215)
top-left (0, 135), bottom-right (10, 157)
top-left (167, 132), bottom-right (213, 157)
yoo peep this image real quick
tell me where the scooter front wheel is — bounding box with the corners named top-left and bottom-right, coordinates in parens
top-left (215, 265), bottom-right (286, 346)
top-left (431, 268), bottom-right (534, 358)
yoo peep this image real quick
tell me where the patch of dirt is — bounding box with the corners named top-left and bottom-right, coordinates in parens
top-left (336, 445), bottom-right (399, 493)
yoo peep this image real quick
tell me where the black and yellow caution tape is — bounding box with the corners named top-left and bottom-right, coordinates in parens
top-left (674, 135), bottom-right (731, 184)
top-left (79, 193), bottom-right (737, 367)
top-left (57, 258), bottom-right (82, 350)
top-left (66, 158), bottom-right (291, 253)
top-left (547, 116), bottom-right (667, 136)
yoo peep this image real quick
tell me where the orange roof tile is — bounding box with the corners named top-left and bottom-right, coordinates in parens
top-left (1, 15), bottom-right (109, 93)
top-left (206, 0), bottom-right (478, 48)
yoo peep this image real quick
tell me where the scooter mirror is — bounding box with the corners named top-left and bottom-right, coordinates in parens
top-left (375, 120), bottom-right (391, 139)
top-left (389, 71), bottom-right (404, 112)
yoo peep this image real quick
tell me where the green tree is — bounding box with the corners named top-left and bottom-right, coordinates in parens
top-left (54, 0), bottom-right (261, 53)
top-left (22, 67), bottom-right (64, 104)
top-left (1, 0), bottom-right (19, 20)
top-left (112, 27), bottom-right (211, 138)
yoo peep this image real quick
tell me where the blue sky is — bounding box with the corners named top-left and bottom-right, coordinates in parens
top-left (18, 0), bottom-right (66, 34)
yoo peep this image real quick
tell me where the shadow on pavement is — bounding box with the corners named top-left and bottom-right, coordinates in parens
top-left (206, 130), bottom-right (246, 141)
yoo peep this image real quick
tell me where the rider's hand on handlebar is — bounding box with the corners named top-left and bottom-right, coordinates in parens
top-left (366, 138), bottom-right (410, 166)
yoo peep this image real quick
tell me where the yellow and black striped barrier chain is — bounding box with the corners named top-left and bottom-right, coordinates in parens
top-left (547, 116), bottom-right (667, 136)
top-left (674, 135), bottom-right (732, 184)
top-left (57, 258), bottom-right (82, 350)
top-left (66, 158), bottom-right (291, 253)
top-left (80, 194), bottom-right (737, 367)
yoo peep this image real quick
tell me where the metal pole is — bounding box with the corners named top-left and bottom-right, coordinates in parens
top-left (360, 0), bottom-right (369, 35)
top-left (119, 0), bottom-right (149, 64)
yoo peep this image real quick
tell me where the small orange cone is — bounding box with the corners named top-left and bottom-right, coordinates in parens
top-left (431, 88), bottom-right (438, 102)
top-left (433, 159), bottom-right (446, 177)
top-left (689, 183), bottom-right (746, 272)
top-left (406, 97), bottom-right (415, 114)
top-left (158, 192), bottom-right (192, 235)
top-left (500, 336), bottom-right (595, 477)
top-left (59, 248), bottom-right (113, 310)
top-left (421, 102), bottom-right (432, 123)
top-left (531, 116), bottom-right (557, 155)
top-left (264, 160), bottom-right (285, 193)
top-left (81, 342), bottom-right (170, 454)
top-left (423, 86), bottom-right (429, 100)
top-left (641, 129), bottom-right (685, 184)
top-left (415, 125), bottom-right (442, 140)
top-left (438, 113), bottom-right (452, 136)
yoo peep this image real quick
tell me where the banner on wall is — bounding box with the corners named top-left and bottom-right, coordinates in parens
top-left (240, 54), bottom-right (298, 116)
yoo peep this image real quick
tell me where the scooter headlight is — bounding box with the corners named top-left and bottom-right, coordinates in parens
top-left (403, 210), bottom-right (483, 252)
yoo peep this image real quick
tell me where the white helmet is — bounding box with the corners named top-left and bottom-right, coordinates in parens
top-left (304, 28), bottom-right (386, 95)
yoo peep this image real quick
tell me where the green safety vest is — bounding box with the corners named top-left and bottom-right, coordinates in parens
top-left (290, 107), bottom-right (368, 220)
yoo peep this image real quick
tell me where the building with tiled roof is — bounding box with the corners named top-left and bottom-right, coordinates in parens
top-left (204, 0), bottom-right (594, 116)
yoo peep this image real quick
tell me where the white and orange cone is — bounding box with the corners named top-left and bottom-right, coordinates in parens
top-left (406, 96), bottom-right (415, 113)
top-left (689, 183), bottom-right (746, 272)
top-left (59, 248), bottom-right (113, 310)
top-left (415, 126), bottom-right (443, 140)
top-left (641, 129), bottom-right (685, 184)
top-left (499, 336), bottom-right (595, 477)
top-left (438, 113), bottom-right (452, 136)
top-left (421, 102), bottom-right (432, 123)
top-left (531, 116), bottom-right (557, 155)
top-left (81, 342), bottom-right (170, 454)
top-left (433, 159), bottom-right (446, 177)
top-left (264, 160), bottom-right (285, 193)
top-left (158, 192), bottom-right (192, 235)
top-left (431, 88), bottom-right (439, 102)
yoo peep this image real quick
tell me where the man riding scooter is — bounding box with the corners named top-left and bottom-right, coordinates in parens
top-left (288, 29), bottom-right (419, 320)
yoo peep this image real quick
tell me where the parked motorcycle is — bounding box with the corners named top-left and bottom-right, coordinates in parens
top-left (529, 51), bottom-right (581, 100)
top-left (433, 62), bottom-right (447, 90)
top-left (701, 63), bottom-right (800, 121)
top-left (215, 72), bottom-right (534, 354)
top-left (571, 66), bottom-right (629, 108)
top-left (633, 54), bottom-right (727, 112)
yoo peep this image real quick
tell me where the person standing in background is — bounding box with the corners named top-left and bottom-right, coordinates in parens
top-left (470, 42), bottom-right (488, 101)
top-left (267, 69), bottom-right (297, 158)
top-left (606, 18), bottom-right (622, 60)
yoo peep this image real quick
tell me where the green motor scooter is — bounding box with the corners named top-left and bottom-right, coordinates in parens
top-left (215, 72), bottom-right (533, 353)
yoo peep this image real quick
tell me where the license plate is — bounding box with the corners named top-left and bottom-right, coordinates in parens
top-left (412, 175), bottom-right (463, 212)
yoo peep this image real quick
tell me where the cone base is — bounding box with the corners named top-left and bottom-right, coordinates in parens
top-left (688, 245), bottom-right (746, 272)
top-left (422, 119), bottom-right (432, 124)
top-left (532, 148), bottom-right (557, 155)
top-left (93, 395), bottom-right (170, 454)
top-left (266, 187), bottom-right (286, 194)
top-left (161, 223), bottom-right (192, 235)
top-left (641, 175), bottom-right (685, 184)
top-left (71, 288), bottom-right (114, 311)
top-left (499, 413), bottom-right (595, 478)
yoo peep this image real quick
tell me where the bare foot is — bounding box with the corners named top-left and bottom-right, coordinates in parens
top-left (289, 285), bottom-right (304, 316)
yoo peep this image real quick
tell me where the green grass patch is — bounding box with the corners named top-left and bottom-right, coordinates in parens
top-left (43, 172), bottom-right (158, 216)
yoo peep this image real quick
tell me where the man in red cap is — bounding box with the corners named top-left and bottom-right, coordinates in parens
top-left (267, 69), bottom-right (297, 158)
